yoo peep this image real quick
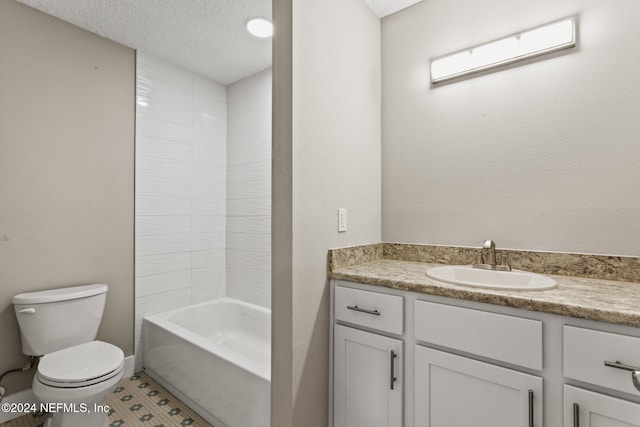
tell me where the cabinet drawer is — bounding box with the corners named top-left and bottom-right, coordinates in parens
top-left (414, 300), bottom-right (543, 370)
top-left (564, 325), bottom-right (640, 396)
top-left (335, 286), bottom-right (404, 335)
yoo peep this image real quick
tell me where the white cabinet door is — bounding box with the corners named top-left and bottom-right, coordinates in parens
top-left (564, 385), bottom-right (640, 427)
top-left (415, 346), bottom-right (543, 427)
top-left (333, 325), bottom-right (403, 427)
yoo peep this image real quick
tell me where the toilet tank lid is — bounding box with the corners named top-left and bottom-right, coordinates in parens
top-left (13, 284), bottom-right (108, 305)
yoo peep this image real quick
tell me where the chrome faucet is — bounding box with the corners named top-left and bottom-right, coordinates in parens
top-left (473, 239), bottom-right (511, 271)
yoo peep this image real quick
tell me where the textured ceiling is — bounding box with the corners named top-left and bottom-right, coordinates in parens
top-left (16, 0), bottom-right (272, 86)
top-left (15, 0), bottom-right (420, 85)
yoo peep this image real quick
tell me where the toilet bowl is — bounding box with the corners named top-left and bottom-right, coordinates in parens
top-left (12, 284), bottom-right (125, 427)
top-left (33, 341), bottom-right (125, 427)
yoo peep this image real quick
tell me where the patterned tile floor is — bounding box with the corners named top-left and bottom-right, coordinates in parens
top-left (0, 372), bottom-right (213, 427)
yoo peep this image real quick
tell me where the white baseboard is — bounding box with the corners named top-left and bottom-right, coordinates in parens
top-left (0, 355), bottom-right (136, 423)
top-left (123, 355), bottom-right (136, 377)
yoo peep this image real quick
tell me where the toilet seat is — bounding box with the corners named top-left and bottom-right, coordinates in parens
top-left (37, 340), bottom-right (124, 388)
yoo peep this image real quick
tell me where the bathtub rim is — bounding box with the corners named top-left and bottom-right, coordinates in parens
top-left (143, 297), bottom-right (271, 382)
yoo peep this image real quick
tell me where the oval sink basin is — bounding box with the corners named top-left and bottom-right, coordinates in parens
top-left (426, 265), bottom-right (557, 291)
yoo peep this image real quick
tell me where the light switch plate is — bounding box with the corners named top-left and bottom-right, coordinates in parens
top-left (338, 208), bottom-right (347, 232)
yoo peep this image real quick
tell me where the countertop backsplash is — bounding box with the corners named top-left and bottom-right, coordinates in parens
top-left (329, 242), bottom-right (640, 283)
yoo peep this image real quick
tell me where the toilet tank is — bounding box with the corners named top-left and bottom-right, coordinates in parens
top-left (12, 284), bottom-right (108, 356)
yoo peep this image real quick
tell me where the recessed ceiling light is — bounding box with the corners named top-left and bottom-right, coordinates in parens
top-left (246, 18), bottom-right (273, 38)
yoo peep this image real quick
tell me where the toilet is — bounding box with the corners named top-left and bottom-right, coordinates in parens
top-left (13, 284), bottom-right (124, 427)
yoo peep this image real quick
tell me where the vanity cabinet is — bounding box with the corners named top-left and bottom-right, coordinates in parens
top-left (333, 325), bottom-right (403, 427)
top-left (414, 301), bottom-right (543, 427)
top-left (563, 385), bottom-right (640, 427)
top-left (563, 326), bottom-right (640, 426)
top-left (415, 346), bottom-right (542, 427)
top-left (330, 279), bottom-right (640, 427)
top-left (332, 286), bottom-right (404, 427)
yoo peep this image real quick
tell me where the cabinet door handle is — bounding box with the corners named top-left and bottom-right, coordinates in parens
top-left (390, 350), bottom-right (398, 390)
top-left (604, 360), bottom-right (640, 392)
top-left (346, 305), bottom-right (380, 316)
top-left (528, 390), bottom-right (534, 427)
top-left (573, 403), bottom-right (580, 427)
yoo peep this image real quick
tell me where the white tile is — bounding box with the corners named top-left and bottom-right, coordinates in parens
top-left (226, 249), bottom-right (271, 274)
top-left (136, 114), bottom-right (193, 144)
top-left (193, 142), bottom-right (226, 167)
top-left (227, 197), bottom-right (271, 216)
top-left (192, 162), bottom-right (226, 183)
top-left (136, 98), bottom-right (192, 126)
top-left (192, 180), bottom-right (225, 202)
top-left (135, 215), bottom-right (191, 237)
top-left (136, 195), bottom-right (191, 216)
top-left (137, 77), bottom-right (192, 108)
top-left (192, 216), bottom-right (226, 235)
top-left (137, 135), bottom-right (192, 162)
top-left (134, 59), bottom-right (274, 323)
top-left (227, 69), bottom-right (271, 103)
top-left (191, 263), bottom-right (225, 287)
top-left (136, 172), bottom-right (191, 197)
top-left (136, 155), bottom-right (192, 183)
top-left (137, 53), bottom-right (193, 91)
top-left (136, 269), bottom-right (192, 297)
top-left (227, 176), bottom-right (271, 200)
top-left (228, 285), bottom-right (270, 309)
top-left (226, 216), bottom-right (271, 234)
top-left (228, 124), bottom-right (270, 147)
top-left (192, 197), bottom-right (226, 216)
top-left (194, 127), bottom-right (226, 146)
top-left (135, 233), bottom-right (191, 256)
top-left (228, 158), bottom-right (270, 178)
top-left (192, 231), bottom-right (226, 251)
top-left (136, 288), bottom-right (192, 320)
top-left (193, 111), bottom-right (224, 132)
top-left (193, 74), bottom-right (227, 102)
top-left (191, 283), bottom-right (225, 303)
top-left (227, 140), bottom-right (271, 166)
top-left (192, 248), bottom-right (225, 269)
top-left (227, 231), bottom-right (271, 253)
top-left (136, 252), bottom-right (191, 277)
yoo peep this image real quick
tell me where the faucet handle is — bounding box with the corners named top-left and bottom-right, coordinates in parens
top-left (474, 250), bottom-right (484, 265)
top-left (499, 253), bottom-right (512, 271)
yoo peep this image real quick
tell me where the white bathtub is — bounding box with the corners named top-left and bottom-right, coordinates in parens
top-left (142, 298), bottom-right (270, 427)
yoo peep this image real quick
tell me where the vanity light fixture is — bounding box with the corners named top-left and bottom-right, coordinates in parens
top-left (430, 16), bottom-right (577, 85)
top-left (246, 18), bottom-right (273, 38)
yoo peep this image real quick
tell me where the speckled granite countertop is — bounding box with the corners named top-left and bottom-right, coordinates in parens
top-left (328, 244), bottom-right (640, 327)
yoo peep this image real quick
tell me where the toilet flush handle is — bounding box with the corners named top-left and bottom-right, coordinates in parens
top-left (18, 308), bottom-right (36, 314)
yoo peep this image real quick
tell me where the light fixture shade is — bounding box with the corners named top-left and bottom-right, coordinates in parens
top-left (430, 16), bottom-right (577, 84)
top-left (246, 18), bottom-right (273, 38)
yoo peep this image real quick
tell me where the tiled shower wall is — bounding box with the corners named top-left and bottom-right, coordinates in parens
top-left (227, 69), bottom-right (272, 308)
top-left (134, 53), bottom-right (227, 369)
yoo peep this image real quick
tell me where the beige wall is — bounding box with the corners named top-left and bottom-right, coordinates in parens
top-left (381, 0), bottom-right (640, 256)
top-left (0, 0), bottom-right (135, 394)
top-left (272, 0), bottom-right (381, 425)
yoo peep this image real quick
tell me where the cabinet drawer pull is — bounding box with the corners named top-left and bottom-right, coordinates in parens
top-left (390, 350), bottom-right (398, 390)
top-left (346, 305), bottom-right (380, 316)
top-left (528, 390), bottom-right (534, 427)
top-left (604, 360), bottom-right (640, 392)
top-left (573, 403), bottom-right (579, 427)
